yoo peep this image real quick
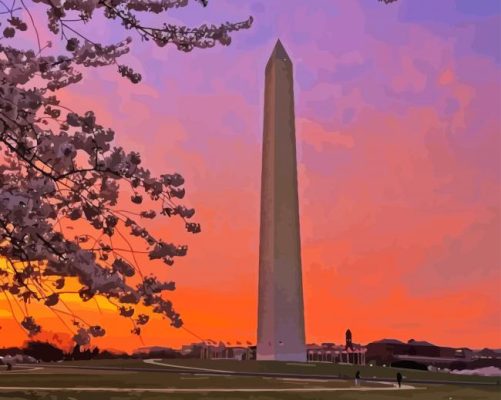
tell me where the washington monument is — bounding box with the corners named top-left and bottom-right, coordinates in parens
top-left (257, 40), bottom-right (306, 362)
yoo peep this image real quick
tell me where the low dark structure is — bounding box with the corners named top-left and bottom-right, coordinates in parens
top-left (365, 338), bottom-right (501, 370)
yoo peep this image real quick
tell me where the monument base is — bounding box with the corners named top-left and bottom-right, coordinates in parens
top-left (257, 351), bottom-right (307, 362)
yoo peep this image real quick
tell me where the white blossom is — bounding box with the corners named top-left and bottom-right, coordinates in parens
top-left (0, 0), bottom-right (252, 343)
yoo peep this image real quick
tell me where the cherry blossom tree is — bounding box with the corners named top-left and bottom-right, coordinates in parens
top-left (0, 0), bottom-right (252, 345)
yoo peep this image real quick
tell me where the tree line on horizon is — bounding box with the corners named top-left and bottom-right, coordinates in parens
top-left (0, 340), bottom-right (189, 362)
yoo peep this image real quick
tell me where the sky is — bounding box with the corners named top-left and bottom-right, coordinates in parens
top-left (1, 0), bottom-right (500, 352)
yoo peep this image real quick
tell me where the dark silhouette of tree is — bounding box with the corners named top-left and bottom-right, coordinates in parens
top-left (24, 341), bottom-right (64, 362)
top-left (70, 344), bottom-right (81, 360)
top-left (0, 1), bottom-right (252, 345)
top-left (0, 347), bottom-right (23, 356)
top-left (97, 349), bottom-right (120, 359)
top-left (82, 348), bottom-right (92, 360)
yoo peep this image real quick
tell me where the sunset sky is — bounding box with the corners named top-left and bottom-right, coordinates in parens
top-left (1, 0), bottom-right (500, 352)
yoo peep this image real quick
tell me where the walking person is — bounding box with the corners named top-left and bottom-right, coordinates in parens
top-left (355, 370), bottom-right (361, 386)
top-left (396, 372), bottom-right (403, 388)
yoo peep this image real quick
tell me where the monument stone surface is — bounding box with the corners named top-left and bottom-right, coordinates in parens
top-left (256, 40), bottom-right (306, 362)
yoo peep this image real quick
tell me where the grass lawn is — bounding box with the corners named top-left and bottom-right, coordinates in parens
top-left (57, 358), bottom-right (500, 384)
top-left (0, 367), bottom-right (374, 389)
top-left (0, 359), bottom-right (498, 400)
top-left (0, 385), bottom-right (499, 400)
top-left (153, 358), bottom-right (500, 384)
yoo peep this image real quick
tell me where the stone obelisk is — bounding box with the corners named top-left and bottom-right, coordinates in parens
top-left (257, 40), bottom-right (306, 362)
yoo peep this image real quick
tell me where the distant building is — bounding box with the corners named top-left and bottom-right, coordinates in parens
top-left (190, 338), bottom-right (367, 364)
top-left (306, 330), bottom-right (367, 365)
top-left (474, 348), bottom-right (501, 360)
top-left (307, 342), bottom-right (367, 365)
top-left (179, 343), bottom-right (204, 358)
top-left (366, 339), bottom-right (475, 367)
top-left (182, 342), bottom-right (253, 361)
top-left (180, 345), bottom-right (194, 356)
top-left (135, 346), bottom-right (175, 353)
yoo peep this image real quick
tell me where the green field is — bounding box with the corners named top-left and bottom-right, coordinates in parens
top-left (0, 359), bottom-right (498, 400)
top-left (0, 368), bottom-right (376, 389)
top-left (0, 386), bottom-right (499, 400)
top-left (59, 358), bottom-right (501, 384)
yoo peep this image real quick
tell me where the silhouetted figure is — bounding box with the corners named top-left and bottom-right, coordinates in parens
top-left (355, 370), bottom-right (361, 386)
top-left (345, 329), bottom-right (353, 351)
top-left (6, 363), bottom-right (12, 371)
top-left (396, 372), bottom-right (403, 388)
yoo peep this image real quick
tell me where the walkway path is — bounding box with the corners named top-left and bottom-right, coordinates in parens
top-left (0, 385), bottom-right (418, 393)
top-left (144, 358), bottom-right (232, 373)
top-left (0, 367), bottom-right (43, 374)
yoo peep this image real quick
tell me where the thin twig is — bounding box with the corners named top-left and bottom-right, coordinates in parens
top-left (20, 0), bottom-right (42, 54)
